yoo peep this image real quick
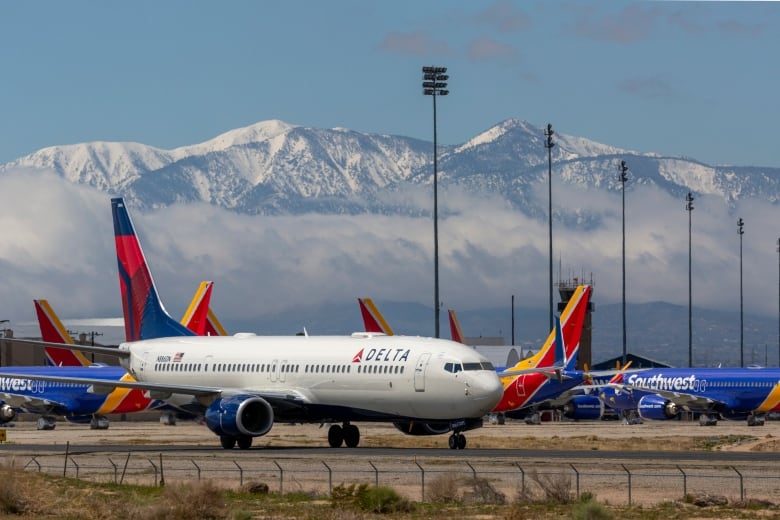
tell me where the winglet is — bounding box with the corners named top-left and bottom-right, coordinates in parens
top-left (112, 197), bottom-right (195, 341)
top-left (358, 298), bottom-right (394, 335)
top-left (448, 309), bottom-right (465, 344)
top-left (180, 281), bottom-right (215, 335)
top-left (34, 299), bottom-right (92, 367)
top-left (553, 314), bottom-right (565, 368)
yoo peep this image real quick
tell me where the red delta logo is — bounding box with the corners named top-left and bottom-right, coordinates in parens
top-left (351, 348), bottom-right (410, 363)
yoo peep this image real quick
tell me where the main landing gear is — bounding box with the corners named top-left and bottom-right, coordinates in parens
top-left (327, 423), bottom-right (361, 447)
top-left (220, 435), bottom-right (253, 450)
top-left (448, 432), bottom-right (466, 450)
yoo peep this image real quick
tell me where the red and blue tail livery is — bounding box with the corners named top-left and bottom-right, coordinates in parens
top-left (112, 197), bottom-right (195, 341)
top-left (34, 299), bottom-right (92, 367)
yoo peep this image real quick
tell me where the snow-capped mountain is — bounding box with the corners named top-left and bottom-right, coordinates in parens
top-left (2, 119), bottom-right (778, 216)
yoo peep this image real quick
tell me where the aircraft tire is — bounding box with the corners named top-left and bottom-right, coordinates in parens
top-left (220, 436), bottom-right (237, 449)
top-left (343, 424), bottom-right (360, 447)
top-left (448, 434), bottom-right (457, 449)
top-left (237, 435), bottom-right (253, 450)
top-left (457, 433), bottom-right (466, 450)
top-left (327, 424), bottom-right (344, 447)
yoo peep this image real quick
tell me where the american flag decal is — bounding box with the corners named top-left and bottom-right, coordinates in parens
top-left (173, 352), bottom-right (184, 363)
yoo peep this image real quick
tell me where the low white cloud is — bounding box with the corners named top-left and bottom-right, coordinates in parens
top-left (0, 169), bottom-right (776, 339)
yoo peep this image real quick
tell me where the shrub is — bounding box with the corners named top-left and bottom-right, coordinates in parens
top-left (136, 480), bottom-right (228, 520)
top-left (426, 474), bottom-right (461, 504)
top-left (331, 483), bottom-right (412, 513)
top-left (572, 499), bottom-right (612, 520)
top-left (528, 469), bottom-right (573, 504)
top-left (462, 477), bottom-right (506, 505)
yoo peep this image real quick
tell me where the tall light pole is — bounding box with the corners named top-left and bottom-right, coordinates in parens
top-left (738, 217), bottom-right (745, 367)
top-left (544, 123), bottom-right (555, 332)
top-left (619, 160), bottom-right (629, 365)
top-left (686, 192), bottom-right (694, 367)
top-left (422, 66), bottom-right (448, 338)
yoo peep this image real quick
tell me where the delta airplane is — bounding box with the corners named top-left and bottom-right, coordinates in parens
top-left (357, 288), bottom-right (603, 422)
top-left (0, 197), bottom-right (503, 450)
top-left (599, 365), bottom-right (780, 426)
top-left (0, 285), bottom-right (218, 430)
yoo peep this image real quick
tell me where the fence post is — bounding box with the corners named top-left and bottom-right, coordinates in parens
top-left (677, 465), bottom-right (687, 498)
top-left (233, 460), bottom-right (244, 488)
top-left (322, 461), bottom-right (332, 493)
top-left (732, 466), bottom-right (744, 502)
top-left (414, 460), bottom-right (425, 502)
top-left (570, 464), bottom-right (579, 498)
top-left (147, 458), bottom-right (158, 486)
top-left (191, 459), bottom-right (201, 481)
top-left (63, 441), bottom-right (70, 477)
top-left (273, 460), bottom-right (283, 494)
top-left (368, 461), bottom-right (379, 488)
top-left (621, 464), bottom-right (631, 506)
top-left (159, 453), bottom-right (165, 487)
top-left (120, 452), bottom-right (131, 485)
top-left (108, 458), bottom-right (118, 484)
top-left (465, 461), bottom-right (476, 480)
top-left (514, 462), bottom-right (525, 495)
top-left (70, 458), bottom-right (79, 480)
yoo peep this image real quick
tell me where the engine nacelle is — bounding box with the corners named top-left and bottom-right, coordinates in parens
top-left (0, 403), bottom-right (15, 423)
top-left (562, 395), bottom-right (604, 420)
top-left (204, 395), bottom-right (274, 438)
top-left (637, 394), bottom-right (680, 420)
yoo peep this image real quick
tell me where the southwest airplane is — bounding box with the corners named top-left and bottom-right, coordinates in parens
top-left (358, 288), bottom-right (602, 422)
top-left (0, 197), bottom-right (503, 450)
top-left (599, 365), bottom-right (780, 426)
top-left (0, 285), bottom-right (217, 430)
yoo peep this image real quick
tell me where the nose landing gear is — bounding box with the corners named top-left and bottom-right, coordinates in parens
top-left (448, 432), bottom-right (466, 449)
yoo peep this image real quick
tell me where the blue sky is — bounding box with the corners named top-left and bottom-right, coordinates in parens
top-left (1, 1), bottom-right (778, 167)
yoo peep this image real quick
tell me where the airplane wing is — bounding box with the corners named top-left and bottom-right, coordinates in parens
top-left (0, 391), bottom-right (69, 415)
top-left (2, 338), bottom-right (129, 359)
top-left (0, 370), bottom-right (308, 411)
top-left (621, 386), bottom-right (720, 410)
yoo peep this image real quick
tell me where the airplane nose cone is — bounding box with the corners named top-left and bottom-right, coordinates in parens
top-left (469, 372), bottom-right (504, 415)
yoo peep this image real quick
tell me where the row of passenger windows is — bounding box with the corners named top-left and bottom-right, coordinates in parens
top-left (152, 362), bottom-right (406, 376)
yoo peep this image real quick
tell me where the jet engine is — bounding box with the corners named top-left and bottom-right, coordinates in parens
top-left (204, 395), bottom-right (274, 438)
top-left (0, 402), bottom-right (15, 423)
top-left (561, 395), bottom-right (604, 420)
top-left (637, 394), bottom-right (680, 420)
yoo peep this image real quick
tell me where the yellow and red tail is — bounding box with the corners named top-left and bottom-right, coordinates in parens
top-left (34, 299), bottom-right (92, 367)
top-left (358, 298), bottom-right (394, 335)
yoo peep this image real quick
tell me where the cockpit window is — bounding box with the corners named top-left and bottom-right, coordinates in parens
top-left (481, 361), bottom-right (495, 371)
top-left (463, 362), bottom-right (482, 371)
top-left (444, 362), bottom-right (463, 373)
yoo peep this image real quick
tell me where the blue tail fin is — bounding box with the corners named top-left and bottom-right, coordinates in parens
top-left (554, 315), bottom-right (566, 368)
top-left (112, 197), bottom-right (195, 341)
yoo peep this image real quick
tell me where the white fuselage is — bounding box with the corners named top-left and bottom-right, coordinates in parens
top-left (120, 333), bottom-right (503, 421)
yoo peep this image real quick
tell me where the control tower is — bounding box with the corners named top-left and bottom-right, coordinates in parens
top-left (557, 276), bottom-right (594, 370)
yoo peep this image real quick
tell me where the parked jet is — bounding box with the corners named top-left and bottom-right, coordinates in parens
top-left (599, 365), bottom-right (780, 426)
top-left (0, 283), bottom-right (220, 430)
top-left (0, 197), bottom-right (503, 450)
